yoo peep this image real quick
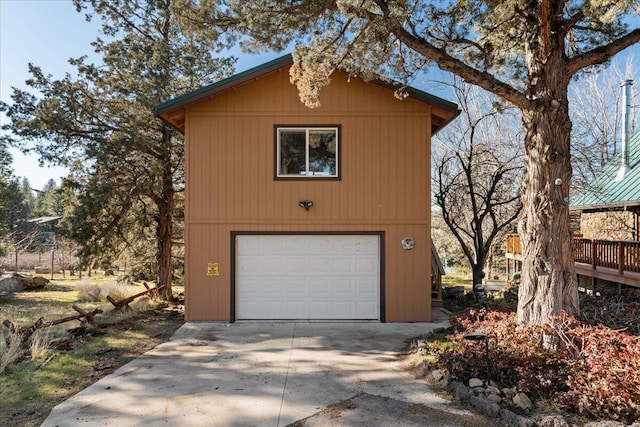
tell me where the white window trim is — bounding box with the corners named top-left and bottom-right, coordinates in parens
top-left (276, 126), bottom-right (339, 178)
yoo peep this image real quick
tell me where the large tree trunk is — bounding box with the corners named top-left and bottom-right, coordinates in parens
top-left (517, 4), bottom-right (579, 324)
top-left (155, 128), bottom-right (174, 302)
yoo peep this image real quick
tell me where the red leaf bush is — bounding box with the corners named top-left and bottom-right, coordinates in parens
top-left (434, 308), bottom-right (640, 424)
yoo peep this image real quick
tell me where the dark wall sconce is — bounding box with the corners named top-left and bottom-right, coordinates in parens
top-left (298, 200), bottom-right (314, 211)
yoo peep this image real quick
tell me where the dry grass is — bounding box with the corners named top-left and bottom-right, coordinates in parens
top-left (76, 279), bottom-right (141, 304)
top-left (1, 334), bottom-right (23, 374)
top-left (0, 275), bottom-right (184, 426)
top-left (29, 328), bottom-right (51, 361)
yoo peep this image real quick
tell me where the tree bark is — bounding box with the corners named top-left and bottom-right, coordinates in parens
top-left (155, 127), bottom-right (174, 302)
top-left (516, 2), bottom-right (579, 324)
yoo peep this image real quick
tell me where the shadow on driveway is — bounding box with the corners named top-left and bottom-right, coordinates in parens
top-left (42, 319), bottom-right (496, 426)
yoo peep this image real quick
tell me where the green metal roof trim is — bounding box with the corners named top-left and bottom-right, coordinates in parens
top-left (571, 129), bottom-right (640, 210)
top-left (154, 54), bottom-right (459, 118)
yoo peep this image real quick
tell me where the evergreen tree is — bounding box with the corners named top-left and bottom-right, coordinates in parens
top-left (1, 0), bottom-right (234, 299)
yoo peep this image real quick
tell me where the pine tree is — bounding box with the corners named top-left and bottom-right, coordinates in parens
top-left (1, 0), bottom-right (234, 299)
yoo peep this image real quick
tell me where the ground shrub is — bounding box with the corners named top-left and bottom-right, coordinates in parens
top-left (434, 308), bottom-right (640, 424)
top-left (579, 290), bottom-right (640, 336)
top-left (77, 281), bottom-right (103, 302)
top-left (560, 324), bottom-right (640, 423)
top-left (76, 280), bottom-right (132, 303)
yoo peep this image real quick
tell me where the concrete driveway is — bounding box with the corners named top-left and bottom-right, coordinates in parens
top-left (42, 319), bottom-right (492, 426)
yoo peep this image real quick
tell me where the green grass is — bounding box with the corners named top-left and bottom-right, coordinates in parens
top-left (442, 267), bottom-right (473, 290)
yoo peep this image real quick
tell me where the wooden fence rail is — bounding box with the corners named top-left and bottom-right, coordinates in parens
top-left (507, 234), bottom-right (640, 275)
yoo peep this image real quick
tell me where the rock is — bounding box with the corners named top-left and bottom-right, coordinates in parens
top-left (472, 386), bottom-right (485, 395)
top-left (583, 422), bottom-right (626, 427)
top-left (0, 273), bottom-right (49, 291)
top-left (0, 275), bottom-right (23, 292)
top-left (431, 369), bottom-right (445, 382)
top-left (438, 376), bottom-right (450, 388)
top-left (533, 414), bottom-right (569, 427)
top-left (500, 408), bottom-right (534, 427)
top-left (30, 276), bottom-right (49, 288)
top-left (416, 339), bottom-right (427, 348)
top-left (469, 395), bottom-right (501, 418)
top-left (448, 380), bottom-right (471, 399)
top-left (469, 377), bottom-right (484, 388)
top-left (485, 385), bottom-right (501, 395)
top-left (486, 393), bottom-right (502, 403)
top-left (512, 392), bottom-right (533, 411)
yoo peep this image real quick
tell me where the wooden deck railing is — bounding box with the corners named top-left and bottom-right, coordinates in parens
top-left (573, 238), bottom-right (640, 274)
top-left (506, 234), bottom-right (640, 275)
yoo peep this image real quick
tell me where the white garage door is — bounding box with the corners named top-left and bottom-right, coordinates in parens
top-left (236, 235), bottom-right (380, 320)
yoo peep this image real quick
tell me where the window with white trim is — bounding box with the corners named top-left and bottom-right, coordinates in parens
top-left (276, 126), bottom-right (339, 178)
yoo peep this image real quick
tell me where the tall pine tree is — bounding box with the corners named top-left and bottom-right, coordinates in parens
top-left (1, 0), bottom-right (234, 299)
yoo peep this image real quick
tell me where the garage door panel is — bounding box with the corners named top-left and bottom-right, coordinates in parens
top-left (237, 235), bottom-right (380, 320)
top-left (331, 259), bottom-right (352, 273)
top-left (356, 258), bottom-right (377, 273)
top-left (309, 279), bottom-right (331, 294)
top-left (309, 258), bottom-right (330, 273)
top-left (356, 302), bottom-right (376, 315)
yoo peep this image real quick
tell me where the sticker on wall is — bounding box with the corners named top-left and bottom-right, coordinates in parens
top-left (401, 237), bottom-right (415, 250)
top-left (207, 262), bottom-right (220, 276)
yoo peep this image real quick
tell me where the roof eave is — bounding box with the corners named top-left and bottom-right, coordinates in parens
top-left (154, 55), bottom-right (294, 118)
top-left (154, 54), bottom-right (460, 134)
top-left (570, 201), bottom-right (640, 212)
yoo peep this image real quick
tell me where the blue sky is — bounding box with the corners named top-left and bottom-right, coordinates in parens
top-left (1, 1), bottom-right (639, 190)
top-left (0, 0), bottom-right (281, 190)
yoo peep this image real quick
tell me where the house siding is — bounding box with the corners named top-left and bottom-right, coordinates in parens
top-left (183, 68), bottom-right (436, 321)
top-left (580, 211), bottom-right (639, 241)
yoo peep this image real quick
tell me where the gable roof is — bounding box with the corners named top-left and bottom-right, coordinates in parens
top-left (571, 129), bottom-right (640, 211)
top-left (154, 54), bottom-right (459, 133)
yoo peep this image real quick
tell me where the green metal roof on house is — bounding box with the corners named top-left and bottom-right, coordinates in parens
top-left (571, 129), bottom-right (640, 211)
top-left (154, 54), bottom-right (460, 133)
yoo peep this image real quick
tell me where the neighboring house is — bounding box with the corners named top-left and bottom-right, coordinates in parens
top-left (570, 80), bottom-right (640, 290)
top-left (570, 126), bottom-right (640, 240)
top-left (27, 216), bottom-right (62, 246)
top-left (155, 55), bottom-right (459, 322)
top-left (571, 81), bottom-right (640, 241)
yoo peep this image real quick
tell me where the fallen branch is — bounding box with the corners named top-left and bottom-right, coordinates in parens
top-left (2, 306), bottom-right (103, 342)
top-left (107, 284), bottom-right (165, 312)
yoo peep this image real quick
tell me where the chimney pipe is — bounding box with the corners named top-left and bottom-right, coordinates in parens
top-left (615, 79), bottom-right (633, 182)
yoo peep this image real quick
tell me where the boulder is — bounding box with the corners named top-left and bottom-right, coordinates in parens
top-left (469, 377), bottom-right (484, 388)
top-left (0, 273), bottom-right (48, 292)
top-left (512, 392), bottom-right (533, 411)
top-left (431, 369), bottom-right (445, 382)
top-left (0, 275), bottom-right (23, 292)
top-left (532, 414), bottom-right (569, 427)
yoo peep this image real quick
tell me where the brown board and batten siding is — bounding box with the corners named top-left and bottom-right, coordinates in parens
top-left (157, 57), bottom-right (458, 322)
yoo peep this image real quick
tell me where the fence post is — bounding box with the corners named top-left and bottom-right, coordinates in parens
top-left (591, 239), bottom-right (597, 270)
top-left (618, 241), bottom-right (624, 275)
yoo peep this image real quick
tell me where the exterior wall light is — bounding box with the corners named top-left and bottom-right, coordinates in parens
top-left (298, 200), bottom-right (314, 211)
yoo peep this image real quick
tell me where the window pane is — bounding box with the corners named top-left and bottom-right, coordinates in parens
top-left (308, 129), bottom-right (337, 176)
top-left (279, 130), bottom-right (306, 175)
